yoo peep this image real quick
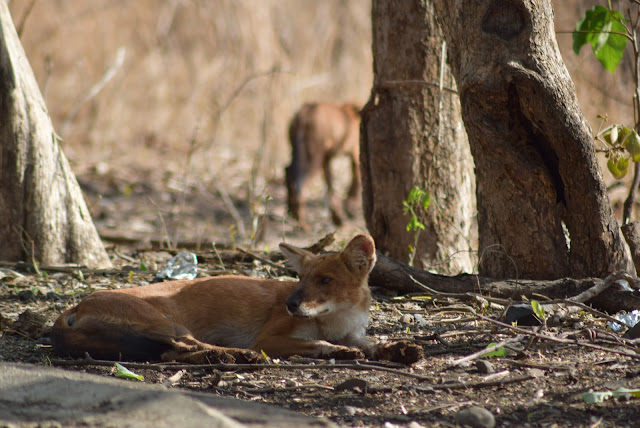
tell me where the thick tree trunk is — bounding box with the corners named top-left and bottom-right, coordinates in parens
top-left (0, 2), bottom-right (111, 269)
top-left (432, 0), bottom-right (634, 279)
top-left (361, 0), bottom-right (476, 274)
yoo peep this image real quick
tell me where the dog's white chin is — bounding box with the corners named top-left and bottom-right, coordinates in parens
top-left (292, 305), bottom-right (332, 318)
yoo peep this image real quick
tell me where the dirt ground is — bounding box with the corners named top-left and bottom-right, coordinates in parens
top-left (2, 173), bottom-right (640, 428)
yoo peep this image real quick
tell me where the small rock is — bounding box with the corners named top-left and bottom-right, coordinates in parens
top-left (527, 368), bottom-right (545, 378)
top-left (336, 378), bottom-right (369, 393)
top-left (46, 291), bottom-right (63, 301)
top-left (401, 313), bottom-right (414, 325)
top-left (17, 290), bottom-right (36, 302)
top-left (454, 406), bottom-right (495, 428)
top-left (284, 379), bottom-right (298, 388)
top-left (338, 405), bottom-right (357, 416)
top-left (624, 322), bottom-right (640, 339)
top-left (0, 313), bottom-right (13, 331)
top-left (504, 303), bottom-right (541, 326)
top-left (475, 360), bottom-right (495, 374)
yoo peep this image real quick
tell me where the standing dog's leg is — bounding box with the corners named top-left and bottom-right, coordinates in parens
top-left (324, 155), bottom-right (344, 226)
top-left (344, 151), bottom-right (361, 218)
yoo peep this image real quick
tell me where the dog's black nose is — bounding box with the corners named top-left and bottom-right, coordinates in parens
top-left (286, 292), bottom-right (301, 314)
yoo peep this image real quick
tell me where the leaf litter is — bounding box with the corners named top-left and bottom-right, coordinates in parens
top-left (3, 245), bottom-right (640, 427)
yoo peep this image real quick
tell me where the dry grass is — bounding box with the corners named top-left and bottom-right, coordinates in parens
top-left (6, 0), bottom-right (636, 249)
top-left (10, 0), bottom-right (372, 183)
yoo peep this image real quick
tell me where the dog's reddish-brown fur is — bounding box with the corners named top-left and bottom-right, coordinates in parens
top-left (51, 235), bottom-right (388, 363)
top-left (285, 102), bottom-right (361, 230)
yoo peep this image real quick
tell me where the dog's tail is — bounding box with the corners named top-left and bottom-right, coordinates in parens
top-left (285, 110), bottom-right (312, 218)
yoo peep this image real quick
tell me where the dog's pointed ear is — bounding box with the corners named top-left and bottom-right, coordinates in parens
top-left (341, 234), bottom-right (376, 275)
top-left (279, 243), bottom-right (315, 274)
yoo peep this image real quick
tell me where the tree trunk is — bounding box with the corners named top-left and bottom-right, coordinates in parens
top-left (0, 2), bottom-right (111, 269)
top-left (432, 0), bottom-right (634, 279)
top-left (361, 0), bottom-right (476, 274)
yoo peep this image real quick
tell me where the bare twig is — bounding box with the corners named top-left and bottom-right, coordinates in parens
top-left (451, 336), bottom-right (524, 366)
top-left (61, 47), bottom-right (126, 135)
top-left (475, 312), bottom-right (640, 360)
top-left (416, 373), bottom-right (537, 392)
top-left (243, 383), bottom-right (335, 394)
top-left (16, 0), bottom-right (37, 37)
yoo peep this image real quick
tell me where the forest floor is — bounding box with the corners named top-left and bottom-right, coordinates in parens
top-left (2, 169), bottom-right (640, 427)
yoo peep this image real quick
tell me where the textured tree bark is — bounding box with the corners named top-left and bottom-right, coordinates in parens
top-left (361, 0), bottom-right (476, 274)
top-left (431, 0), bottom-right (634, 279)
top-left (0, 3), bottom-right (111, 269)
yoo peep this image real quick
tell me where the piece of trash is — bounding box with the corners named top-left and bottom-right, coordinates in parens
top-left (156, 251), bottom-right (198, 280)
top-left (582, 387), bottom-right (640, 404)
top-left (616, 279), bottom-right (634, 292)
top-left (607, 309), bottom-right (640, 332)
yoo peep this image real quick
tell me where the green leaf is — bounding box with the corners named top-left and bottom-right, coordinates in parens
top-left (618, 157), bottom-right (630, 175)
top-left (406, 217), bottom-right (425, 232)
top-left (484, 342), bottom-right (507, 358)
top-left (114, 363), bottom-right (144, 381)
top-left (407, 187), bottom-right (421, 204)
top-left (573, 5), bottom-right (627, 73)
top-left (573, 6), bottom-right (605, 55)
top-left (140, 260), bottom-right (148, 271)
top-left (422, 192), bottom-right (431, 210)
top-left (623, 131), bottom-right (640, 160)
top-left (607, 156), bottom-right (629, 179)
top-left (531, 300), bottom-right (545, 320)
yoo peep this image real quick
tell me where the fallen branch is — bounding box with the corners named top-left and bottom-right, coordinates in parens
top-left (540, 271), bottom-right (637, 319)
top-left (371, 252), bottom-right (640, 313)
top-left (242, 383), bottom-right (335, 394)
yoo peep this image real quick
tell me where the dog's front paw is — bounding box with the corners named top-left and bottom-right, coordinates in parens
top-left (227, 348), bottom-right (266, 364)
top-left (376, 340), bottom-right (423, 364)
top-left (326, 345), bottom-right (365, 360)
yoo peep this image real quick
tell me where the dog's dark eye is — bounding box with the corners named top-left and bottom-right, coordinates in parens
top-left (319, 277), bottom-right (332, 285)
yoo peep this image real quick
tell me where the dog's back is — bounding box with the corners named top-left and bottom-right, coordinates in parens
top-left (285, 102), bottom-right (361, 228)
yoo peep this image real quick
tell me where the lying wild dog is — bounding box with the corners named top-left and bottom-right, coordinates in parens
top-left (285, 102), bottom-right (362, 230)
top-left (51, 234), bottom-right (422, 364)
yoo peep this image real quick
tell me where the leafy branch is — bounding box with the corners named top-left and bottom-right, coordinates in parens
top-left (573, 2), bottom-right (640, 223)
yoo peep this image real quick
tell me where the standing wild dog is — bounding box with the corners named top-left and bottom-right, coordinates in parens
top-left (285, 102), bottom-right (362, 230)
top-left (50, 235), bottom-right (422, 364)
